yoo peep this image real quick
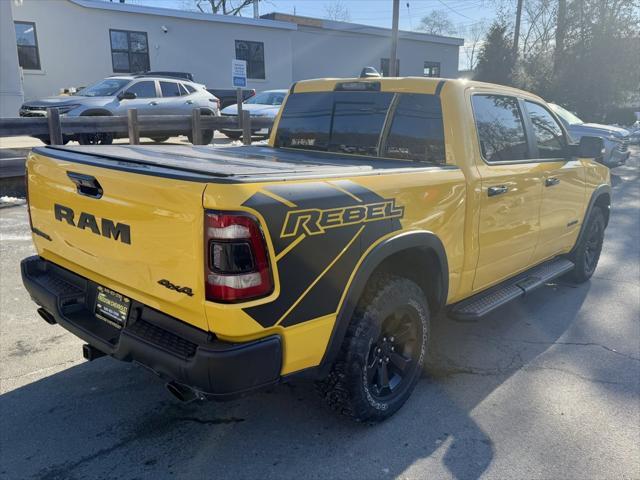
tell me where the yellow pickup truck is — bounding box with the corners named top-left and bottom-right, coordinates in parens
top-left (21, 77), bottom-right (610, 422)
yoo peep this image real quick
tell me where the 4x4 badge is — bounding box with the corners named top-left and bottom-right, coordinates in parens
top-left (158, 279), bottom-right (194, 297)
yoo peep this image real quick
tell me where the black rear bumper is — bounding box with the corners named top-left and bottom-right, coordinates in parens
top-left (21, 256), bottom-right (282, 398)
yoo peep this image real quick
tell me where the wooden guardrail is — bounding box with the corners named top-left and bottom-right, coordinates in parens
top-left (0, 108), bottom-right (274, 146)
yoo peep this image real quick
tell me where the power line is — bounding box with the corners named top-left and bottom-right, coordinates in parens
top-left (434, 0), bottom-right (472, 19)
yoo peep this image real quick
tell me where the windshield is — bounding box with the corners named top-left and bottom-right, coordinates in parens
top-left (549, 103), bottom-right (583, 125)
top-left (245, 91), bottom-right (285, 106)
top-left (77, 78), bottom-right (130, 97)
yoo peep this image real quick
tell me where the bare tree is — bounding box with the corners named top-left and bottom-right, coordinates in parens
top-left (324, 0), bottom-right (351, 22)
top-left (418, 10), bottom-right (457, 36)
top-left (459, 21), bottom-right (487, 71)
top-left (185, 0), bottom-right (258, 16)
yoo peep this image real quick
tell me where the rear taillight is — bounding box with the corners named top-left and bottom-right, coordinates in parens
top-left (204, 211), bottom-right (273, 303)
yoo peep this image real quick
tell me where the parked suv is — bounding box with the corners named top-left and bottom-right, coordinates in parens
top-left (19, 74), bottom-right (220, 145)
top-left (549, 103), bottom-right (630, 167)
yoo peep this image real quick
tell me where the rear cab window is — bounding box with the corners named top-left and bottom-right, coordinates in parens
top-left (383, 94), bottom-right (446, 163)
top-left (275, 89), bottom-right (446, 164)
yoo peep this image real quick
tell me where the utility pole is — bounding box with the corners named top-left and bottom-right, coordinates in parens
top-left (513, 0), bottom-right (523, 59)
top-left (253, 0), bottom-right (259, 19)
top-left (389, 0), bottom-right (400, 76)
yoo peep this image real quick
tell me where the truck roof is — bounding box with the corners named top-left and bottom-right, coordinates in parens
top-left (291, 77), bottom-right (544, 102)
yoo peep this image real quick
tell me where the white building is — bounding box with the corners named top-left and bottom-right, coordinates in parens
top-left (2, 0), bottom-right (463, 116)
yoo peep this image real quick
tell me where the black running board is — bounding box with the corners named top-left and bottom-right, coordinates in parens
top-left (449, 258), bottom-right (575, 321)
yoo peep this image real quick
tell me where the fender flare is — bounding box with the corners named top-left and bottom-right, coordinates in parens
top-left (570, 184), bottom-right (611, 255)
top-left (316, 230), bottom-right (448, 377)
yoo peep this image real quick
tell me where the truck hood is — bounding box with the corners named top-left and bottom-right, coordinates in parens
top-left (567, 122), bottom-right (630, 140)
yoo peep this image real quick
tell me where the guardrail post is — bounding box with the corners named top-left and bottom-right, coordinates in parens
top-left (47, 108), bottom-right (63, 145)
top-left (237, 88), bottom-right (243, 128)
top-left (242, 111), bottom-right (251, 146)
top-left (191, 108), bottom-right (202, 145)
top-left (127, 109), bottom-right (140, 145)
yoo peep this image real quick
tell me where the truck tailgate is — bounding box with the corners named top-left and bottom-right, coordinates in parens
top-left (26, 151), bottom-right (208, 331)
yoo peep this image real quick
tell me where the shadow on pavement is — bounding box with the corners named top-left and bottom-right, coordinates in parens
top-left (0, 282), bottom-right (589, 480)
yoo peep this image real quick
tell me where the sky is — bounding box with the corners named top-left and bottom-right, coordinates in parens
top-left (108, 0), bottom-right (501, 69)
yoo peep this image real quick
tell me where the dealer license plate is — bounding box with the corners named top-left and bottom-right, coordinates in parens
top-left (95, 285), bottom-right (130, 329)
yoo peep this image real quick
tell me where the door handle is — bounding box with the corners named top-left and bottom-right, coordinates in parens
top-left (488, 185), bottom-right (509, 197)
top-left (185, 100), bottom-right (194, 104)
top-left (545, 177), bottom-right (560, 187)
top-left (148, 101), bottom-right (158, 106)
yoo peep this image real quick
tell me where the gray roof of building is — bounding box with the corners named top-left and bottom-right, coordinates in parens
top-left (70, 0), bottom-right (297, 30)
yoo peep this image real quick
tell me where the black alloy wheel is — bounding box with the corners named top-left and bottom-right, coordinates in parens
top-left (366, 307), bottom-right (421, 401)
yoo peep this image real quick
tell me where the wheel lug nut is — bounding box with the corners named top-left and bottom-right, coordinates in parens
top-left (383, 337), bottom-right (387, 342)
top-left (391, 346), bottom-right (395, 351)
top-left (377, 348), bottom-right (381, 353)
top-left (378, 359), bottom-right (383, 364)
top-left (390, 336), bottom-right (395, 342)
top-left (385, 357), bottom-right (389, 363)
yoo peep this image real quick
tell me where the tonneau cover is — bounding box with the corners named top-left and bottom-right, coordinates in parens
top-left (38, 145), bottom-right (433, 181)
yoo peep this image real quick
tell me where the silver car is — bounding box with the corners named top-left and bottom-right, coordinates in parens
top-left (549, 103), bottom-right (630, 167)
top-left (219, 89), bottom-right (287, 139)
top-left (19, 75), bottom-right (220, 145)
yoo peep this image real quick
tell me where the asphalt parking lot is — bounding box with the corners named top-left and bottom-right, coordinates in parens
top-left (1, 148), bottom-right (638, 480)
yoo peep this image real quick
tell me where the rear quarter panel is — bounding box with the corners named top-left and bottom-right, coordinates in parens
top-left (202, 169), bottom-right (466, 374)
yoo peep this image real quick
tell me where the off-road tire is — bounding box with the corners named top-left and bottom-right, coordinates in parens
top-left (316, 275), bottom-right (430, 423)
top-left (568, 206), bottom-right (606, 283)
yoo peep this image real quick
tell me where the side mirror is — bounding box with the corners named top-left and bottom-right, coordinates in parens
top-left (576, 135), bottom-right (605, 158)
top-left (118, 91), bottom-right (137, 101)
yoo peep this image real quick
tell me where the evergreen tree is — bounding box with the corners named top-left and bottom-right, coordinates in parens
top-left (474, 22), bottom-right (515, 87)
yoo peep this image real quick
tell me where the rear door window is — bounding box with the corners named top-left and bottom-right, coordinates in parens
top-left (160, 81), bottom-right (182, 97)
top-left (383, 94), bottom-right (445, 163)
top-left (126, 80), bottom-right (157, 98)
top-left (524, 101), bottom-right (566, 159)
top-left (471, 94), bottom-right (529, 162)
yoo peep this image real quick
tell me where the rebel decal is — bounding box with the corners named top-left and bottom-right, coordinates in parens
top-left (280, 199), bottom-right (404, 238)
top-left (242, 181), bottom-right (404, 328)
